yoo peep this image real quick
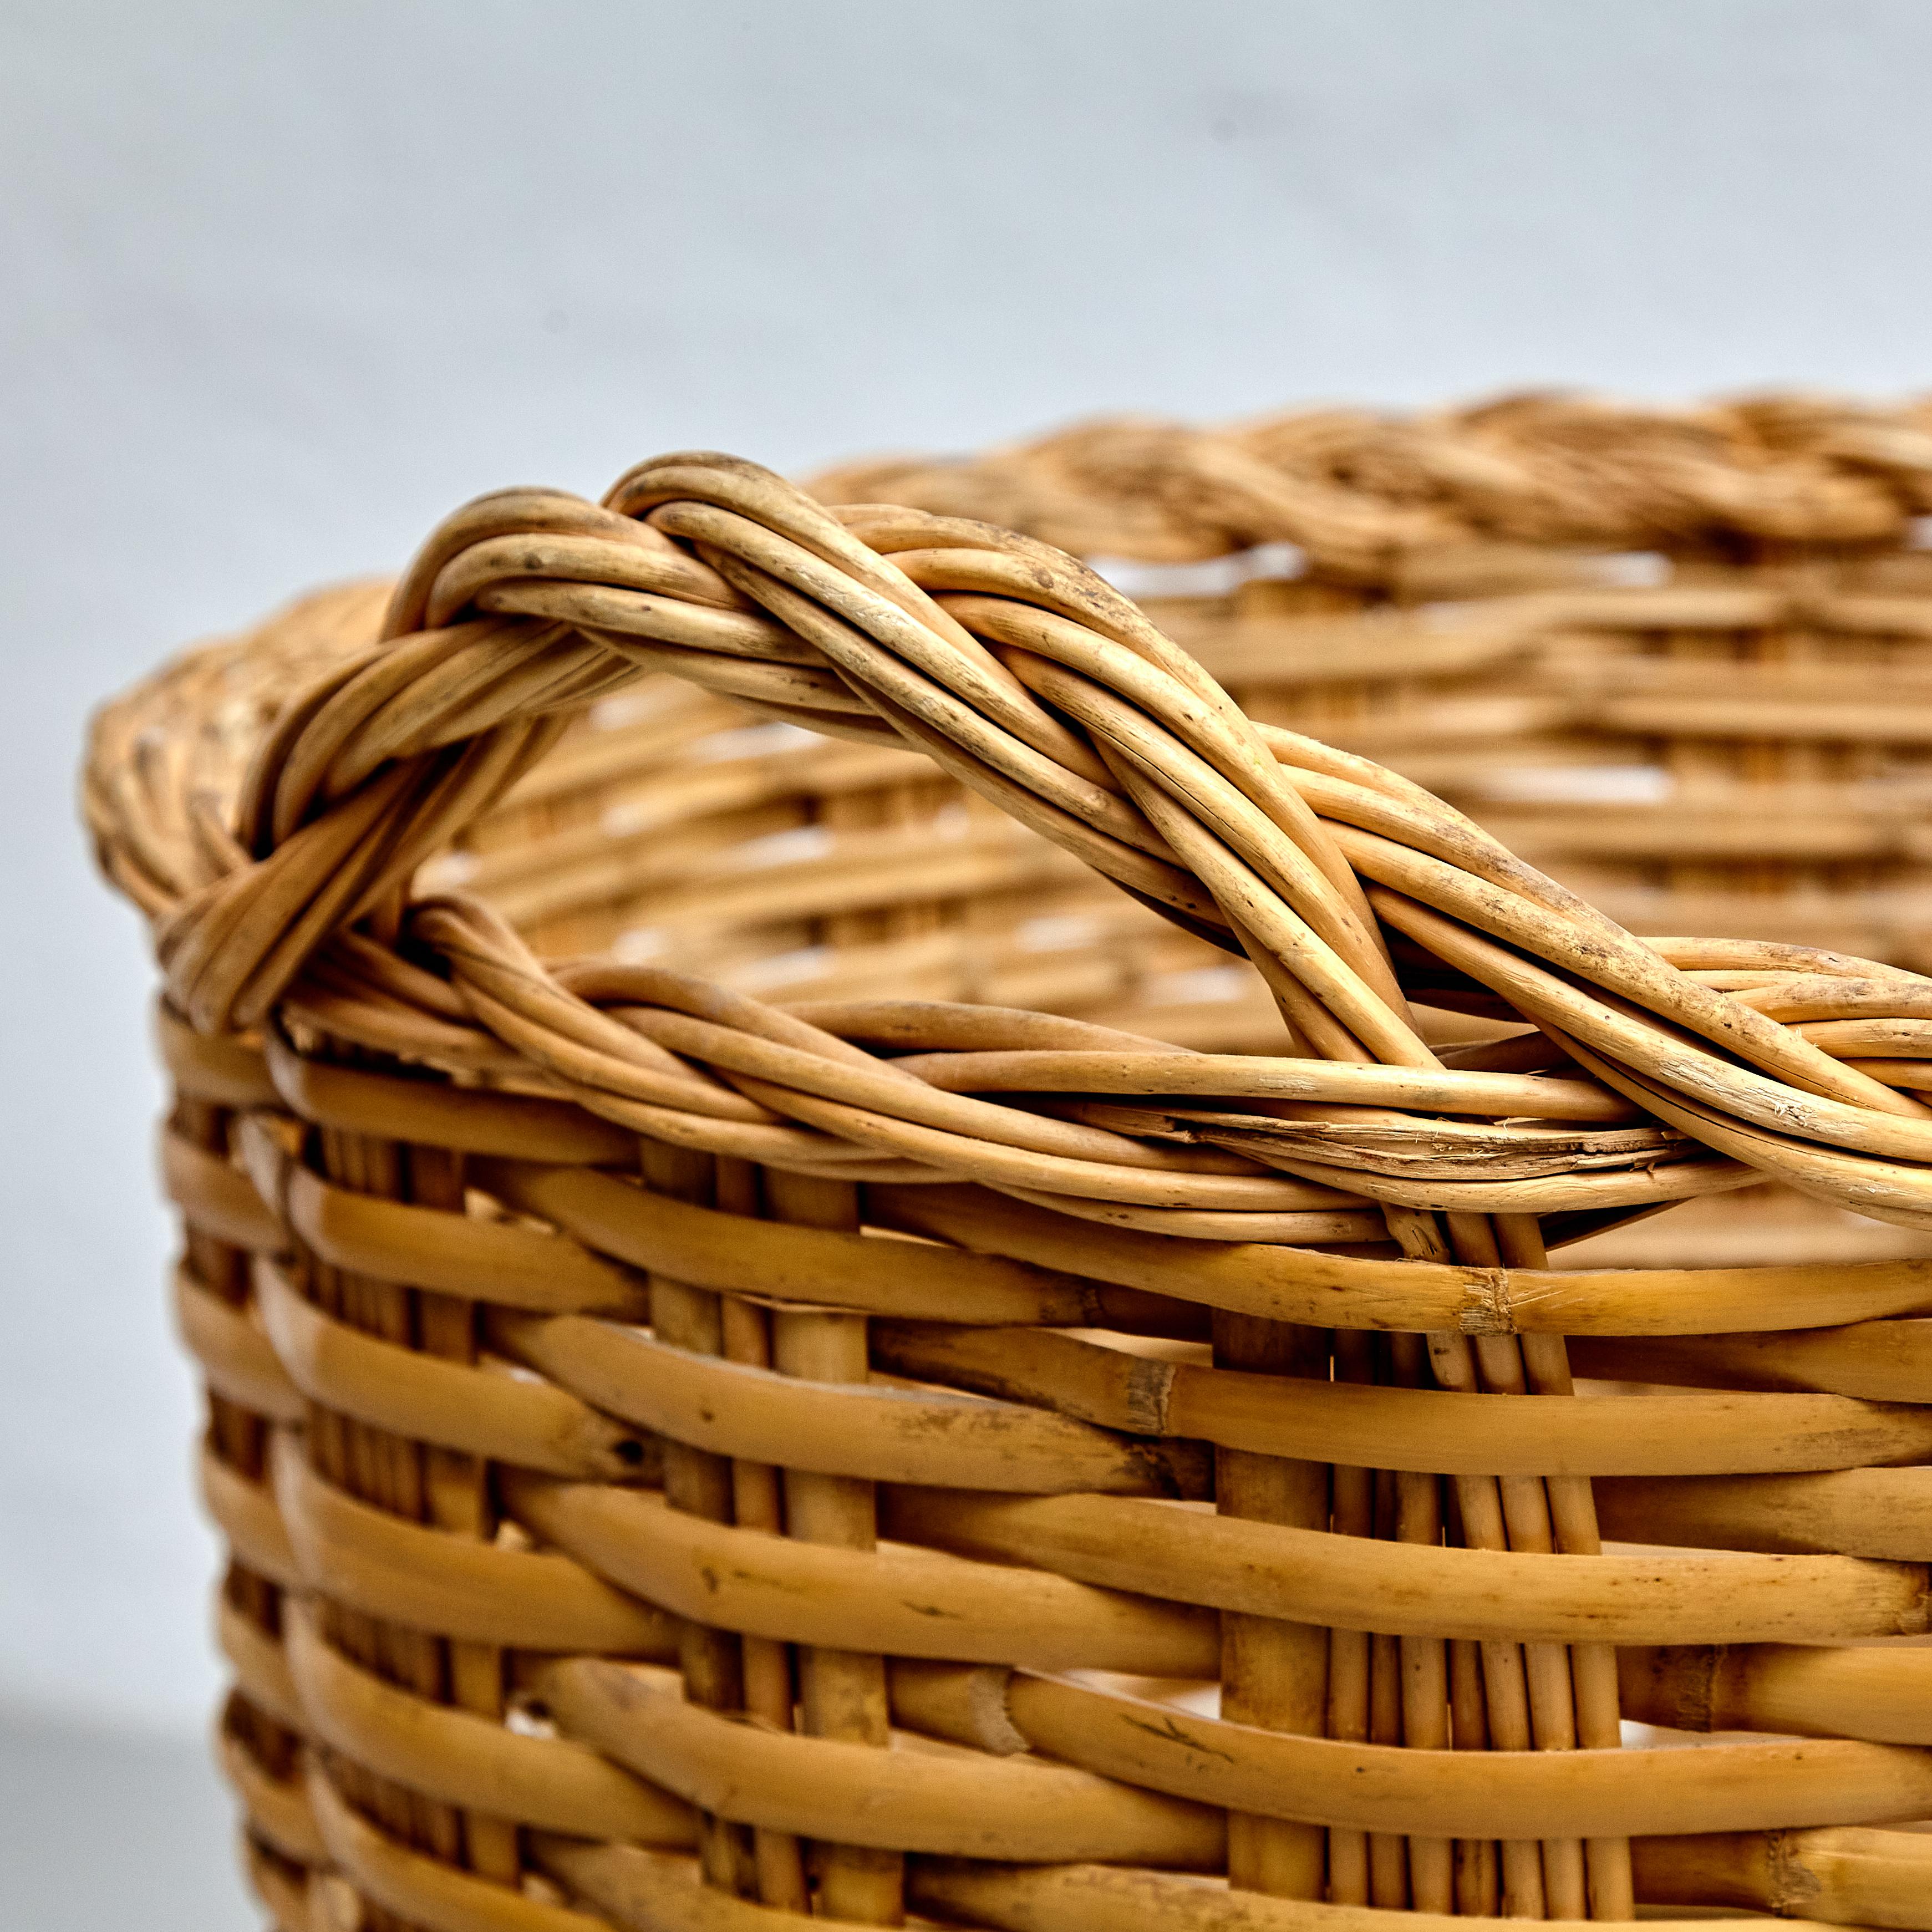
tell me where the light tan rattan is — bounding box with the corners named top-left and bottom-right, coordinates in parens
top-left (84, 433), bottom-right (1932, 1932)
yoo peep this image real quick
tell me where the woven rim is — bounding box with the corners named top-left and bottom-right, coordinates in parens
top-left (804, 392), bottom-right (1932, 571)
top-left (82, 450), bottom-right (1932, 1244)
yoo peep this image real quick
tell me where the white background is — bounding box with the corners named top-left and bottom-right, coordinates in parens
top-left (3, 1), bottom-right (1930, 1916)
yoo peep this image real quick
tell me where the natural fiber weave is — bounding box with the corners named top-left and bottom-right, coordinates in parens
top-left (85, 437), bottom-right (1932, 1932)
top-left (813, 393), bottom-right (1932, 975)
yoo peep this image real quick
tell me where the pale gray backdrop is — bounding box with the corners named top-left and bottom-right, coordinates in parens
top-left (4, 1), bottom-right (1929, 1923)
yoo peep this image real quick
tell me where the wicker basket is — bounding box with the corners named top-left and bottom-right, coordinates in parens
top-left (85, 436), bottom-right (1932, 1932)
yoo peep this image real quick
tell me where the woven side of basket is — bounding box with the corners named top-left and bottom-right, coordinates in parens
top-left (810, 393), bottom-right (1932, 971)
top-left (85, 453), bottom-right (1932, 1932)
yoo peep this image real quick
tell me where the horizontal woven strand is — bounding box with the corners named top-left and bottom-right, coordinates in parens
top-left (870, 1321), bottom-right (1932, 1477)
top-left (253, 1262), bottom-right (650, 1480)
top-left (1003, 1671), bottom-right (1932, 1841)
top-left (884, 1487), bottom-right (1930, 1646)
top-left (284, 1600), bottom-right (694, 1844)
top-left (499, 1473), bottom-right (1217, 1677)
top-left (271, 1439), bottom-right (675, 1654)
top-left (533, 1655), bottom-right (1228, 1868)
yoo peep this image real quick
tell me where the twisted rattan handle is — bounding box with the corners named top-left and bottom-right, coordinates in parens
top-left (148, 453), bottom-right (1932, 1229)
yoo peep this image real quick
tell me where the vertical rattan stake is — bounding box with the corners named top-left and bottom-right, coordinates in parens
top-left (766, 1168), bottom-right (905, 1926)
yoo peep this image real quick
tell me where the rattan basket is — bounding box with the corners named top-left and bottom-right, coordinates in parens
top-left (85, 426), bottom-right (1932, 1932)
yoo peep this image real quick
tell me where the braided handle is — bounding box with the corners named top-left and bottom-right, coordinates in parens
top-left (150, 450), bottom-right (1932, 1231)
